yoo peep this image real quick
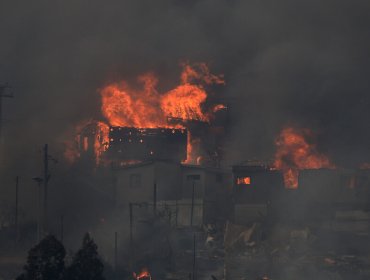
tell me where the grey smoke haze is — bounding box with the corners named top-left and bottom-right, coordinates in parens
top-left (1, 0), bottom-right (370, 175)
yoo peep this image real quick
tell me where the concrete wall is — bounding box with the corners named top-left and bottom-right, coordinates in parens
top-left (232, 168), bottom-right (284, 204)
top-left (116, 163), bottom-right (155, 208)
top-left (154, 161), bottom-right (182, 200)
top-left (298, 169), bottom-right (353, 203)
top-left (116, 162), bottom-right (232, 225)
top-left (115, 161), bottom-right (182, 209)
top-left (181, 167), bottom-right (206, 199)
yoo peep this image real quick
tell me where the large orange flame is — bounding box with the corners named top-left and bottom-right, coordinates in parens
top-left (274, 127), bottom-right (333, 188)
top-left (100, 74), bottom-right (165, 128)
top-left (66, 63), bottom-right (224, 164)
top-left (100, 63), bottom-right (224, 128)
top-left (161, 84), bottom-right (208, 121)
top-left (99, 63), bottom-right (224, 164)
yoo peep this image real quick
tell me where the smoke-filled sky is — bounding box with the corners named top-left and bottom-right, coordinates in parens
top-left (1, 0), bottom-right (370, 172)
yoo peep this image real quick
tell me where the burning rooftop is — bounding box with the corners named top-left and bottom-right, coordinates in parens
top-left (273, 127), bottom-right (334, 188)
top-left (65, 62), bottom-right (226, 166)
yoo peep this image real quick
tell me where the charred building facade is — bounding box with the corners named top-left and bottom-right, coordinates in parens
top-left (231, 161), bottom-right (284, 224)
top-left (106, 127), bottom-right (187, 163)
top-left (74, 107), bottom-right (228, 166)
top-left (231, 162), bottom-right (370, 226)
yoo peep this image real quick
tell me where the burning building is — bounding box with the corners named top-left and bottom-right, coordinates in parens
top-left (66, 62), bottom-right (227, 167)
top-left (232, 160), bottom-right (284, 224)
top-left (230, 125), bottom-right (370, 225)
top-left (231, 161), bottom-right (370, 226)
top-left (274, 127), bottom-right (334, 188)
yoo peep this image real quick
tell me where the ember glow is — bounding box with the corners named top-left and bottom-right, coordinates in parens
top-left (64, 120), bottom-right (109, 164)
top-left (274, 127), bottom-right (333, 188)
top-left (237, 177), bottom-right (251, 185)
top-left (186, 134), bottom-right (202, 164)
top-left (360, 162), bottom-right (370, 169)
top-left (94, 121), bottom-right (110, 164)
top-left (133, 268), bottom-right (152, 280)
top-left (212, 104), bottom-right (227, 113)
top-left (66, 63), bottom-right (225, 164)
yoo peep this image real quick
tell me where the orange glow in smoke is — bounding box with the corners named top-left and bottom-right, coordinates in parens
top-left (360, 162), bottom-right (370, 169)
top-left (64, 140), bottom-right (80, 164)
top-left (237, 177), bottom-right (251, 185)
top-left (64, 120), bottom-right (109, 164)
top-left (274, 127), bottom-right (333, 188)
top-left (94, 121), bottom-right (110, 164)
top-left (134, 268), bottom-right (152, 280)
top-left (185, 134), bottom-right (202, 164)
top-left (212, 104), bottom-right (227, 113)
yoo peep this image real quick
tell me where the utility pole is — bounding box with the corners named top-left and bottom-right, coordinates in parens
top-left (60, 215), bottom-right (64, 243)
top-left (128, 202), bottom-right (146, 269)
top-left (41, 144), bottom-right (56, 237)
top-left (38, 181), bottom-right (42, 243)
top-left (15, 176), bottom-right (19, 245)
top-left (175, 198), bottom-right (178, 228)
top-left (0, 84), bottom-right (13, 166)
top-left (188, 175), bottom-right (200, 227)
top-left (153, 182), bottom-right (157, 215)
top-left (43, 144), bottom-right (49, 236)
top-left (190, 180), bottom-right (195, 227)
top-left (0, 83), bottom-right (13, 141)
top-left (32, 177), bottom-right (43, 243)
top-left (192, 233), bottom-right (196, 280)
top-left (114, 231), bottom-right (118, 271)
top-left (129, 202), bottom-right (133, 269)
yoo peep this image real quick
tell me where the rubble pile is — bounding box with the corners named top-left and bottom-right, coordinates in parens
top-left (224, 221), bottom-right (370, 280)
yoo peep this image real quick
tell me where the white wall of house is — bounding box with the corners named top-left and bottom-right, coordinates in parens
top-left (115, 161), bottom-right (182, 209)
top-left (154, 161), bottom-right (182, 200)
top-left (116, 163), bottom-right (155, 208)
top-left (115, 161), bottom-right (232, 226)
top-left (181, 167), bottom-right (206, 199)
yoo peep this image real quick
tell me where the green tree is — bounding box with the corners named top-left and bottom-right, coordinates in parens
top-left (65, 233), bottom-right (105, 280)
top-left (16, 235), bottom-right (66, 280)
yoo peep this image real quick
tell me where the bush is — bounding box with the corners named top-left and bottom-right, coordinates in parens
top-left (16, 235), bottom-right (66, 280)
top-left (65, 233), bottom-right (105, 280)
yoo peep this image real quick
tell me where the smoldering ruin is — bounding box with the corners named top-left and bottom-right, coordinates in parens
top-left (1, 1), bottom-right (370, 280)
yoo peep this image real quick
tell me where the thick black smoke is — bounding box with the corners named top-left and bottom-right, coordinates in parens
top-left (0, 0), bottom-right (370, 198)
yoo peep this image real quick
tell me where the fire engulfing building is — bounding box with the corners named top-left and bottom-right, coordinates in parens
top-left (72, 105), bottom-right (228, 167)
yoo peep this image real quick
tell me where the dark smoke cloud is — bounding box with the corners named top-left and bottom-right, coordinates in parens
top-left (1, 0), bottom-right (370, 176)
